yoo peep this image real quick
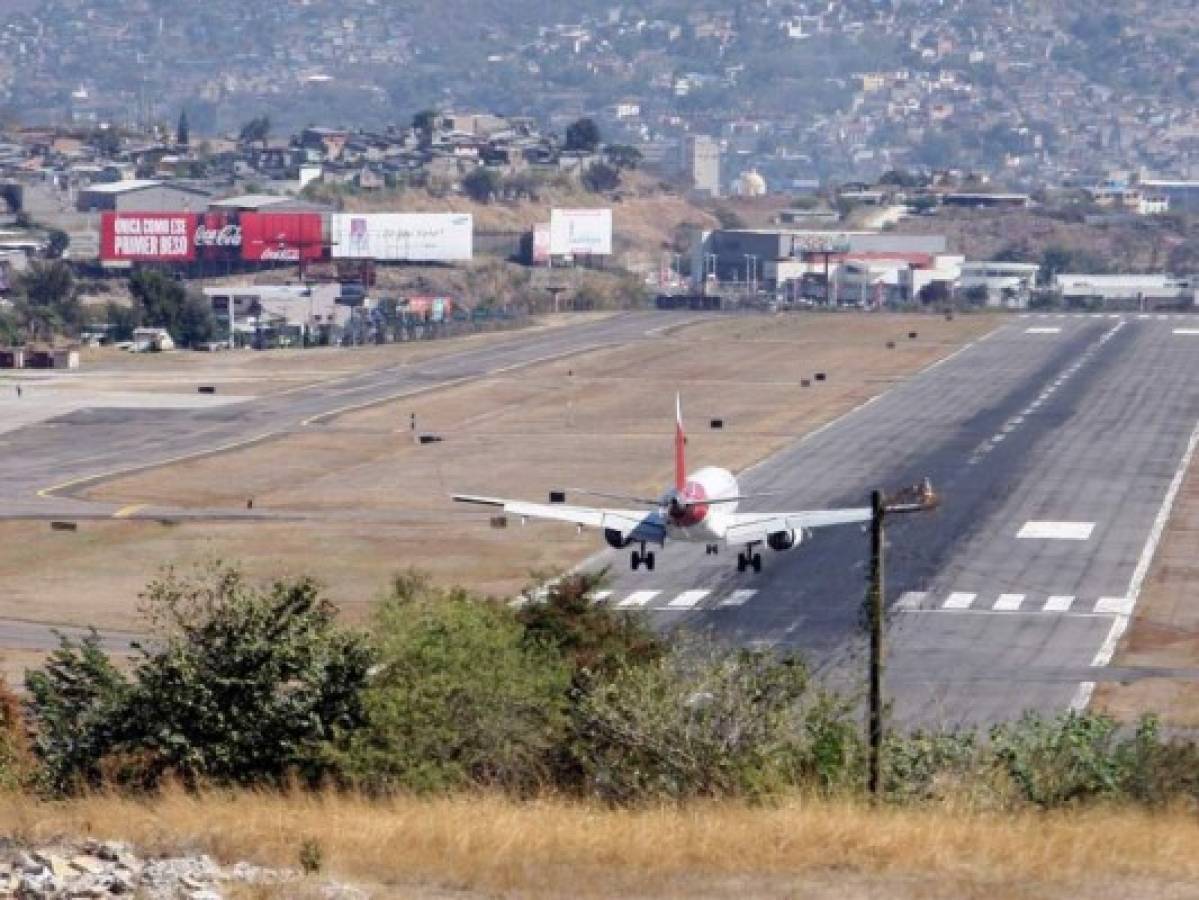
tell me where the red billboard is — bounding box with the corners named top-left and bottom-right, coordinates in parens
top-left (101, 212), bottom-right (197, 262)
top-left (240, 212), bottom-right (324, 262)
top-left (193, 212), bottom-right (242, 261)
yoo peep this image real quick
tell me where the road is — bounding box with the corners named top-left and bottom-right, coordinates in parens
top-left (587, 313), bottom-right (1199, 727)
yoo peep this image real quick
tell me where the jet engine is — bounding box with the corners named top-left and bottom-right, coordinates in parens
top-left (767, 529), bottom-right (800, 552)
top-left (605, 528), bottom-right (633, 549)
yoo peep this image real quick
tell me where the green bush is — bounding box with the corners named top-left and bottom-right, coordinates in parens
top-left (344, 571), bottom-right (570, 794)
top-left (25, 565), bottom-right (373, 793)
top-left (568, 641), bottom-right (811, 803)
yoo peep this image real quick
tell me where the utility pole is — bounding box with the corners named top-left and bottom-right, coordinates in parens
top-left (865, 479), bottom-right (939, 800)
top-left (867, 488), bottom-right (885, 798)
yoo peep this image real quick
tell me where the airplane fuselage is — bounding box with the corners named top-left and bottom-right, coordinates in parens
top-left (662, 465), bottom-right (738, 543)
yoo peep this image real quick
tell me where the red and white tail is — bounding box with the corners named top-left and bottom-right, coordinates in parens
top-left (674, 393), bottom-right (686, 491)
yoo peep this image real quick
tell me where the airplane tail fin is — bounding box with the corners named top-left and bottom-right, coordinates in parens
top-left (675, 393), bottom-right (686, 491)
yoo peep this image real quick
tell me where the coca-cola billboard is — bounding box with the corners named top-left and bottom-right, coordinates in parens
top-left (101, 212), bottom-right (197, 262)
top-left (193, 213), bottom-right (242, 262)
top-left (241, 212), bottom-right (324, 262)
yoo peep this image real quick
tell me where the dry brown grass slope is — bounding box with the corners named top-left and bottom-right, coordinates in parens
top-left (3, 790), bottom-right (1199, 899)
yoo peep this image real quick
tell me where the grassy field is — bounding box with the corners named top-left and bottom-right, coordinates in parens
top-left (3, 790), bottom-right (1197, 899)
top-left (0, 312), bottom-right (1002, 630)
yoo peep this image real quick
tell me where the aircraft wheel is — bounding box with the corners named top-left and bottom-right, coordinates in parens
top-left (631, 551), bottom-right (640, 571)
top-left (752, 553), bottom-right (763, 573)
top-left (645, 552), bottom-right (656, 572)
top-left (736, 553), bottom-right (747, 573)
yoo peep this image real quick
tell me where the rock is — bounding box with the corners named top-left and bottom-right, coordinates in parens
top-left (70, 854), bottom-right (108, 875)
top-left (17, 868), bottom-right (60, 897)
top-left (186, 891), bottom-right (223, 900)
top-left (14, 850), bottom-right (39, 872)
top-left (33, 851), bottom-right (72, 880)
top-left (109, 869), bottom-right (137, 894)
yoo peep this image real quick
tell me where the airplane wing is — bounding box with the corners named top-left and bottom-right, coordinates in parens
top-left (453, 494), bottom-right (666, 541)
top-left (723, 507), bottom-right (872, 545)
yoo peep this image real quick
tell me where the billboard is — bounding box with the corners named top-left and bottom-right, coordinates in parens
top-left (549, 208), bottom-right (612, 256)
top-left (330, 213), bottom-right (473, 261)
top-left (101, 212), bottom-right (196, 262)
top-left (193, 212), bottom-right (242, 262)
top-left (241, 212), bottom-right (324, 262)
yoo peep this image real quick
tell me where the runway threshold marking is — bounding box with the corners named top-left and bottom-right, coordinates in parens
top-left (1017, 521), bottom-right (1095, 540)
top-left (112, 504), bottom-right (147, 519)
top-left (667, 590), bottom-right (710, 609)
top-left (617, 590), bottom-right (660, 608)
top-left (993, 593), bottom-right (1026, 611)
top-left (718, 589), bottom-right (757, 607)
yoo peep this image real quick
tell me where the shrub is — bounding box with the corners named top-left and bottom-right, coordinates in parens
top-left (568, 641), bottom-right (811, 803)
top-left (345, 571), bottom-right (570, 794)
top-left (25, 565), bottom-right (373, 793)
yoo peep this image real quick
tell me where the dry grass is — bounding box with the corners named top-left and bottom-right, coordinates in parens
top-left (2, 790), bottom-right (1198, 898)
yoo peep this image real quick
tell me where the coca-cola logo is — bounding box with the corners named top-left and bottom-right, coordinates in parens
top-left (260, 246), bottom-right (301, 261)
top-left (195, 223), bottom-right (243, 247)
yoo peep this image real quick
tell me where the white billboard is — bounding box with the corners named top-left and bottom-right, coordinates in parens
top-left (330, 213), bottom-right (473, 261)
top-left (549, 208), bottom-right (612, 256)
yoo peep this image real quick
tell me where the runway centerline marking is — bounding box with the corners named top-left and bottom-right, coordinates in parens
top-left (895, 591), bottom-right (928, 610)
top-left (1025, 327), bottom-right (1062, 334)
top-left (1017, 521), bottom-right (1095, 540)
top-left (112, 504), bottom-right (147, 519)
top-left (1044, 595), bottom-right (1076, 612)
top-left (1173, 329), bottom-right (1199, 336)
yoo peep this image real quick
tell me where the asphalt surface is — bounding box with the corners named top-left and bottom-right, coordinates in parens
top-left (588, 313), bottom-right (1199, 727)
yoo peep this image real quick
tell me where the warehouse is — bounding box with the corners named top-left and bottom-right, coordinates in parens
top-left (75, 180), bottom-right (212, 214)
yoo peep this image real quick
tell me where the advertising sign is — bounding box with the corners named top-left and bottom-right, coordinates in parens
top-left (330, 213), bottom-right (473, 261)
top-left (101, 212), bottom-right (196, 262)
top-left (549, 208), bottom-right (612, 256)
top-left (193, 212), bottom-right (242, 262)
top-left (241, 212), bottom-right (324, 262)
top-left (403, 295), bottom-right (454, 322)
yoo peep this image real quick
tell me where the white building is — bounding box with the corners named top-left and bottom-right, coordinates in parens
top-left (960, 261), bottom-right (1040, 308)
top-left (1054, 274), bottom-right (1195, 308)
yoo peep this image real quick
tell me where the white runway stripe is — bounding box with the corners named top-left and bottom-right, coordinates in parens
top-left (1095, 596), bottom-right (1133, 616)
top-left (719, 589), bottom-right (758, 607)
top-left (617, 590), bottom-right (659, 608)
top-left (1043, 595), bottom-right (1075, 612)
top-left (592, 591), bottom-right (612, 603)
top-left (667, 590), bottom-right (710, 609)
top-left (993, 593), bottom-right (1025, 611)
top-left (896, 591), bottom-right (928, 610)
top-left (942, 592), bottom-right (977, 609)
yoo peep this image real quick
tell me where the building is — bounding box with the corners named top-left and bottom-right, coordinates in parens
top-left (202, 283), bottom-right (352, 348)
top-left (693, 228), bottom-right (947, 290)
top-left (959, 261), bottom-right (1040, 308)
top-left (684, 135), bottom-right (721, 196)
top-left (1138, 180), bottom-right (1199, 213)
top-left (75, 180), bottom-right (211, 213)
top-left (1054, 274), bottom-right (1195, 309)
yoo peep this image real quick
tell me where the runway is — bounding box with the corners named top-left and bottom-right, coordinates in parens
top-left (589, 314), bottom-right (1199, 727)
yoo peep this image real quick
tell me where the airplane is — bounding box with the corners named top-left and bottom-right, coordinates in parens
top-left (453, 395), bottom-right (888, 574)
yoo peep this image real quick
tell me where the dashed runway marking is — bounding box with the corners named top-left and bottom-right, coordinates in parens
top-left (1044, 595), bottom-right (1076, 612)
top-left (993, 593), bottom-right (1026, 611)
top-left (667, 589), bottom-right (710, 609)
top-left (897, 591), bottom-right (1129, 616)
top-left (943, 592), bottom-right (977, 609)
top-left (1025, 327), bottom-right (1062, 334)
top-left (618, 590), bottom-right (660, 608)
top-left (719, 589), bottom-right (758, 608)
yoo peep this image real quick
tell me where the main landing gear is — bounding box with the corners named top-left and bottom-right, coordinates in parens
top-left (630, 543), bottom-right (656, 572)
top-left (736, 545), bottom-right (763, 574)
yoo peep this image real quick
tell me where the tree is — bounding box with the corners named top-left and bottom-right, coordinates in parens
top-left (26, 565), bottom-right (374, 792)
top-left (604, 144), bottom-right (643, 170)
top-left (127, 269), bottom-right (215, 348)
top-left (581, 161), bottom-right (621, 193)
top-left (17, 260), bottom-right (79, 339)
top-left (238, 115), bottom-right (271, 146)
top-left (344, 571), bottom-right (570, 793)
top-left (176, 109), bottom-right (190, 147)
top-left (45, 229), bottom-right (69, 259)
top-left (565, 117), bottom-right (601, 153)
top-left (461, 166), bottom-right (500, 203)
top-left (411, 108), bottom-right (438, 148)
